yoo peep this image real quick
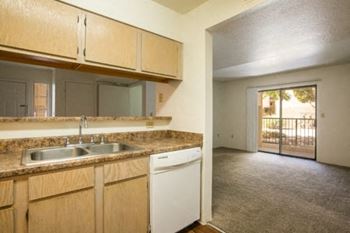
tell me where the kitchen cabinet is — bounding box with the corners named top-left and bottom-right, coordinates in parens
top-left (0, 208), bottom-right (14, 233)
top-left (104, 157), bottom-right (149, 233)
top-left (141, 32), bottom-right (182, 79)
top-left (84, 13), bottom-right (138, 70)
top-left (28, 166), bottom-right (94, 201)
top-left (0, 157), bottom-right (150, 233)
top-left (27, 167), bottom-right (95, 233)
top-left (0, 180), bottom-right (14, 233)
top-left (0, 180), bottom-right (13, 208)
top-left (28, 189), bottom-right (95, 233)
top-left (0, 0), bottom-right (80, 59)
top-left (104, 176), bottom-right (148, 233)
top-left (0, 0), bottom-right (183, 82)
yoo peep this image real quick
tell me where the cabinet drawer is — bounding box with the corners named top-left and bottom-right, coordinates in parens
top-left (29, 167), bottom-right (94, 201)
top-left (0, 208), bottom-right (14, 233)
top-left (0, 180), bottom-right (14, 208)
top-left (104, 157), bottom-right (148, 184)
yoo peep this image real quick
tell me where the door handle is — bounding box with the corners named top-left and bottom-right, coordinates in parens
top-left (19, 104), bottom-right (28, 116)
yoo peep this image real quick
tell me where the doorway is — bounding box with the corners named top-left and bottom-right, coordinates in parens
top-left (258, 86), bottom-right (317, 159)
top-left (0, 80), bottom-right (27, 117)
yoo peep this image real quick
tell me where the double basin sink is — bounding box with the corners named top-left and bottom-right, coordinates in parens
top-left (22, 143), bottom-right (140, 165)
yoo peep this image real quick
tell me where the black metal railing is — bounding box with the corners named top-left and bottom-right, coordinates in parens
top-left (261, 118), bottom-right (316, 146)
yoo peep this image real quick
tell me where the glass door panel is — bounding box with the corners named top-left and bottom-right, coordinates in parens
top-left (281, 87), bottom-right (316, 159)
top-left (258, 86), bottom-right (316, 159)
top-left (258, 90), bottom-right (281, 154)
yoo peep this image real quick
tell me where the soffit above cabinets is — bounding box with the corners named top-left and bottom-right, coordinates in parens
top-left (152, 0), bottom-right (208, 14)
top-left (211, 0), bottom-right (350, 80)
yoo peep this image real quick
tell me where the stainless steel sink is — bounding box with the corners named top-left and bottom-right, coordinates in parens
top-left (22, 143), bottom-right (140, 165)
top-left (30, 147), bottom-right (89, 161)
top-left (86, 143), bottom-right (137, 154)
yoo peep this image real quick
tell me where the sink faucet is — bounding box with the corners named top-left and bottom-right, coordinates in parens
top-left (79, 115), bottom-right (88, 144)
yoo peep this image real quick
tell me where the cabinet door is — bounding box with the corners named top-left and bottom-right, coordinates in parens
top-left (85, 13), bottom-right (138, 70)
top-left (141, 32), bottom-right (180, 78)
top-left (104, 176), bottom-right (148, 233)
top-left (0, 0), bottom-right (79, 59)
top-left (0, 180), bottom-right (13, 208)
top-left (28, 189), bottom-right (95, 233)
top-left (0, 208), bottom-right (14, 233)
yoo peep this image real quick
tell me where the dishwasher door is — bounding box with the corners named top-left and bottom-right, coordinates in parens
top-left (150, 148), bottom-right (201, 233)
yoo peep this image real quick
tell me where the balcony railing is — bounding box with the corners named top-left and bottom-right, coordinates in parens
top-left (261, 118), bottom-right (316, 146)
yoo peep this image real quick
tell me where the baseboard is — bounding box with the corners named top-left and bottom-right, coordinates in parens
top-left (207, 223), bottom-right (227, 233)
top-left (213, 146), bottom-right (249, 152)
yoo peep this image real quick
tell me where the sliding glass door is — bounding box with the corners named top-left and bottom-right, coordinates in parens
top-left (258, 86), bottom-right (316, 159)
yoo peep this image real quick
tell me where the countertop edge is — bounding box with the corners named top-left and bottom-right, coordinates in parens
top-left (0, 116), bottom-right (172, 123)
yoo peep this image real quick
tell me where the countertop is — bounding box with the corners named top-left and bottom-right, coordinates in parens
top-left (0, 116), bottom-right (172, 123)
top-left (0, 130), bottom-right (202, 179)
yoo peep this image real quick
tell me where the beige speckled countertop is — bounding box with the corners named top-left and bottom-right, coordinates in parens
top-left (0, 130), bottom-right (202, 179)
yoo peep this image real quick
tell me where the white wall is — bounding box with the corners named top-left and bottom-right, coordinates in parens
top-left (213, 63), bottom-right (350, 167)
top-left (156, 0), bottom-right (265, 221)
top-left (98, 84), bottom-right (130, 116)
top-left (129, 84), bottom-right (143, 116)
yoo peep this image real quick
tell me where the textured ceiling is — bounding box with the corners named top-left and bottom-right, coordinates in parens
top-left (211, 0), bottom-right (350, 80)
top-left (152, 0), bottom-right (207, 14)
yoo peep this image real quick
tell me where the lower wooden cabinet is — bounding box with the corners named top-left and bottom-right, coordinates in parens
top-left (0, 208), bottom-right (14, 233)
top-left (0, 180), bottom-right (14, 208)
top-left (104, 176), bottom-right (148, 233)
top-left (28, 188), bottom-right (95, 233)
top-left (1, 157), bottom-right (150, 233)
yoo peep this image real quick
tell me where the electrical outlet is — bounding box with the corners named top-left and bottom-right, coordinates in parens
top-left (158, 93), bottom-right (164, 103)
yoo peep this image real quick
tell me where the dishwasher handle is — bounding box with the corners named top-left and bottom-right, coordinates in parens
top-left (151, 158), bottom-right (201, 174)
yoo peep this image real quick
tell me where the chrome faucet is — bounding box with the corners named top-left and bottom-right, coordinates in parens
top-left (78, 115), bottom-right (88, 144)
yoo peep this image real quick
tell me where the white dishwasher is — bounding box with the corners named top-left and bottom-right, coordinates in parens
top-left (150, 147), bottom-right (202, 233)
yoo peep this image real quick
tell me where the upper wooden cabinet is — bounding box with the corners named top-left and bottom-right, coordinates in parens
top-left (0, 0), bottom-right (80, 59)
top-left (0, 0), bottom-right (183, 81)
top-left (141, 32), bottom-right (181, 78)
top-left (84, 13), bottom-right (138, 70)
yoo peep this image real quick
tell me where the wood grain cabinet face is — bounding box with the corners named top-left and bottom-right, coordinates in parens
top-left (0, 208), bottom-right (14, 233)
top-left (0, 0), bottom-right (79, 59)
top-left (28, 166), bottom-right (94, 201)
top-left (85, 13), bottom-right (138, 70)
top-left (104, 176), bottom-right (148, 233)
top-left (0, 180), bottom-right (14, 208)
top-left (141, 32), bottom-right (181, 78)
top-left (104, 157), bottom-right (148, 184)
top-left (28, 189), bottom-right (95, 233)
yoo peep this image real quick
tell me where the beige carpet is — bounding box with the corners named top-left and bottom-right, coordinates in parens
top-left (210, 148), bottom-right (350, 233)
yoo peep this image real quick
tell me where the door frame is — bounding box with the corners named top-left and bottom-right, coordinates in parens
top-left (257, 84), bottom-right (318, 160)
